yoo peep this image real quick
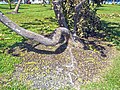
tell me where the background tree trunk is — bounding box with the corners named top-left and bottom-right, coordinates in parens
top-left (13, 0), bottom-right (22, 13)
top-left (112, 0), bottom-right (115, 4)
top-left (42, 0), bottom-right (47, 6)
top-left (97, 0), bottom-right (101, 6)
top-left (8, 0), bottom-right (12, 9)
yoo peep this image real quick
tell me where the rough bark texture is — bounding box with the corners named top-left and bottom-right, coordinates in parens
top-left (0, 12), bottom-right (70, 46)
top-left (53, 0), bottom-right (101, 38)
top-left (53, 0), bottom-right (68, 29)
top-left (74, 0), bottom-right (86, 35)
top-left (52, 0), bottom-right (87, 37)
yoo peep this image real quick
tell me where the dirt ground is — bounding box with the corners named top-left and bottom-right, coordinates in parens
top-left (7, 37), bottom-right (117, 90)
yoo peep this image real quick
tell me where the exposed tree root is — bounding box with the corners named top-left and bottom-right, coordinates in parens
top-left (0, 12), bottom-right (70, 46)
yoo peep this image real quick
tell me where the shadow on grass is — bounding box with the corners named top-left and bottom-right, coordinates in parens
top-left (44, 17), bottom-right (57, 23)
top-left (20, 19), bottom-right (45, 29)
top-left (101, 20), bottom-right (120, 46)
top-left (35, 8), bottom-right (53, 12)
top-left (20, 17), bottom-right (57, 29)
top-left (8, 39), bottom-right (68, 56)
top-left (7, 36), bottom-right (107, 57)
top-left (0, 6), bottom-right (12, 9)
top-left (20, 17), bottom-right (57, 35)
top-left (6, 19), bottom-right (120, 57)
top-left (7, 36), bottom-right (107, 58)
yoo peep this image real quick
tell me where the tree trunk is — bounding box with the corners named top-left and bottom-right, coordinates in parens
top-left (0, 12), bottom-right (70, 46)
top-left (42, 0), bottom-right (47, 6)
top-left (53, 0), bottom-right (101, 38)
top-left (112, 0), bottom-right (115, 4)
top-left (53, 1), bottom-right (68, 29)
top-left (13, 0), bottom-right (22, 13)
top-left (8, 0), bottom-right (12, 9)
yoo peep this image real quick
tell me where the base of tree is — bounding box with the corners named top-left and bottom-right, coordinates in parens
top-left (7, 38), bottom-right (117, 89)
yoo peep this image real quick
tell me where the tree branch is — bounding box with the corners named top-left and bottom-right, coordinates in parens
top-left (0, 12), bottom-right (70, 46)
top-left (52, 0), bottom-right (68, 29)
top-left (73, 0), bottom-right (86, 35)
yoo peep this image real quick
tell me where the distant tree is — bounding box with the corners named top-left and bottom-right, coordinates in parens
top-left (12, 0), bottom-right (22, 13)
top-left (7, 0), bottom-right (12, 9)
top-left (92, 0), bottom-right (101, 6)
top-left (2, 0), bottom-right (13, 9)
top-left (42, 0), bottom-right (47, 6)
top-left (112, 0), bottom-right (115, 4)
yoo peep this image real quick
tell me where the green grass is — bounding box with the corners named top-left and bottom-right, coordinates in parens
top-left (97, 4), bottom-right (120, 27)
top-left (0, 4), bottom-right (57, 90)
top-left (0, 54), bottom-right (20, 74)
top-left (81, 56), bottom-right (120, 90)
top-left (0, 4), bottom-right (120, 90)
top-left (97, 4), bottom-right (120, 49)
top-left (0, 75), bottom-right (30, 90)
top-left (81, 4), bottom-right (120, 90)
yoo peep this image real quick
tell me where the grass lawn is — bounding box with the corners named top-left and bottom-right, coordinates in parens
top-left (0, 4), bottom-right (58, 90)
top-left (81, 4), bottom-right (120, 90)
top-left (0, 4), bottom-right (120, 90)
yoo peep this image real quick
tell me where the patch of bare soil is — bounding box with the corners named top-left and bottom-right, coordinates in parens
top-left (8, 38), bottom-right (117, 90)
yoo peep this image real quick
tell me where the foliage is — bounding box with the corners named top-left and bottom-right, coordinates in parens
top-left (60, 0), bottom-right (102, 38)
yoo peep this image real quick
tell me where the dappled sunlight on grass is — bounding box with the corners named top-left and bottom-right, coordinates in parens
top-left (81, 4), bottom-right (120, 90)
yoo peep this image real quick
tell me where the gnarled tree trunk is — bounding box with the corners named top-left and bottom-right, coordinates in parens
top-left (53, 0), bottom-right (101, 38)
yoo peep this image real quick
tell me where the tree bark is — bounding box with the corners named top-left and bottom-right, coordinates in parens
top-left (73, 0), bottom-right (86, 36)
top-left (52, 0), bottom-right (86, 36)
top-left (52, 0), bottom-right (68, 29)
top-left (0, 12), bottom-right (70, 46)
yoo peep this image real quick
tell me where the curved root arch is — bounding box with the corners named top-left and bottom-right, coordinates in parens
top-left (0, 12), bottom-right (70, 46)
